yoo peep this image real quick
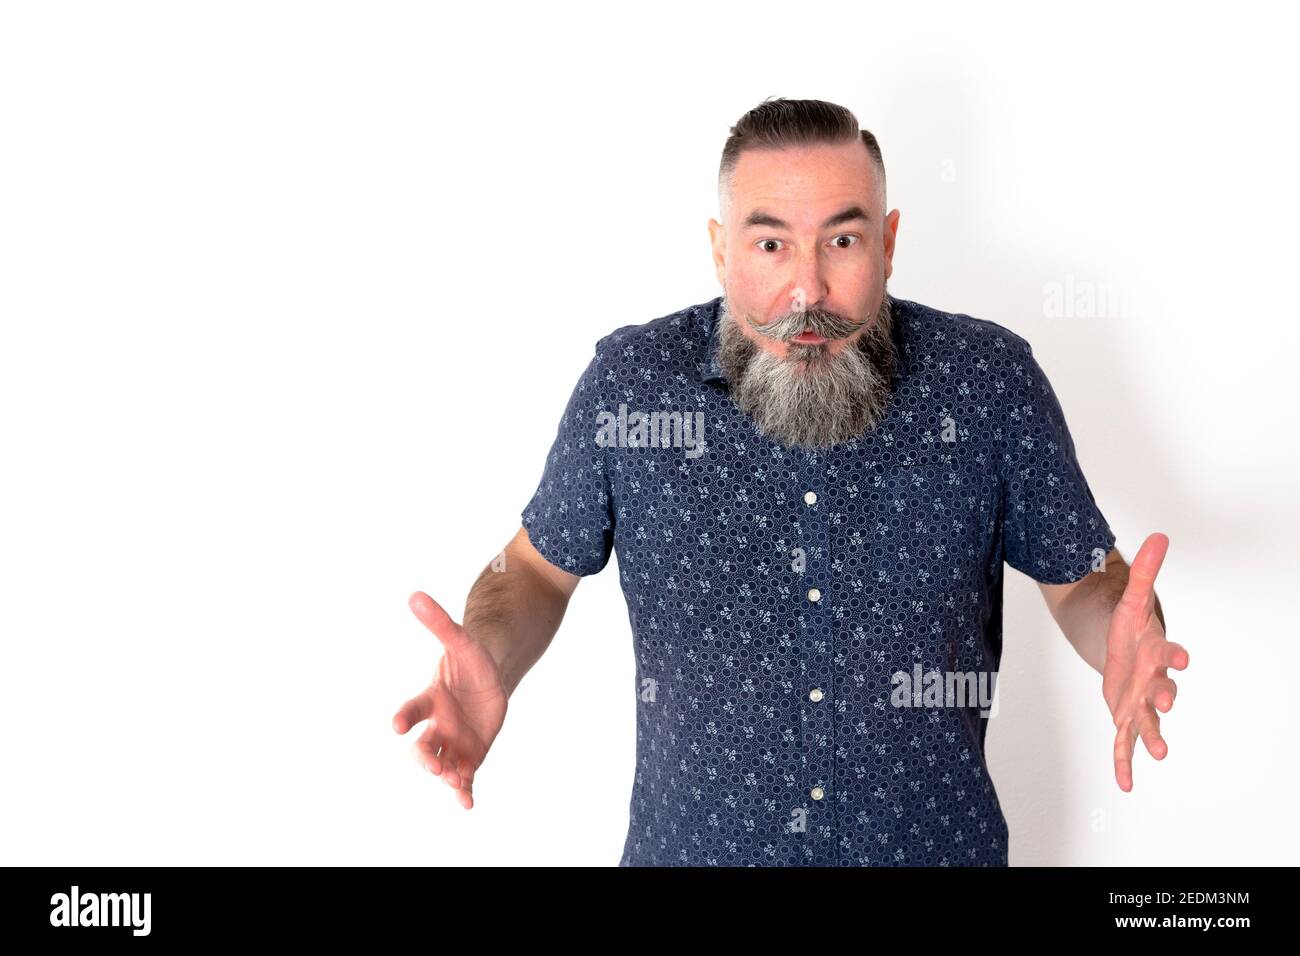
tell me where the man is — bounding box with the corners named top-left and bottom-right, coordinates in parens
top-left (392, 98), bottom-right (1188, 866)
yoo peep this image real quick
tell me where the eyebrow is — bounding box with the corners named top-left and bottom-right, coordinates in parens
top-left (741, 205), bottom-right (871, 232)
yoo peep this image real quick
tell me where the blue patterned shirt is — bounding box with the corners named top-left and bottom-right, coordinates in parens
top-left (521, 293), bottom-right (1115, 866)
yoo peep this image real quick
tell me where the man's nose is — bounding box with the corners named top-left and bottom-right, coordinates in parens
top-left (788, 252), bottom-right (828, 314)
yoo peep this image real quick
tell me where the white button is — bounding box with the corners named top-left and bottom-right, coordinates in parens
top-left (809, 688), bottom-right (824, 702)
top-left (810, 786), bottom-right (824, 800)
top-left (807, 587), bottom-right (821, 603)
top-left (804, 490), bottom-right (817, 505)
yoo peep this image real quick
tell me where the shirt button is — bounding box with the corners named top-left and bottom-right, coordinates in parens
top-left (809, 688), bottom-right (824, 702)
top-left (807, 587), bottom-right (821, 603)
top-left (803, 490), bottom-right (818, 505)
top-left (810, 786), bottom-right (825, 800)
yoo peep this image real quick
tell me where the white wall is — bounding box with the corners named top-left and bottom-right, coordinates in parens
top-left (1, 0), bottom-right (1294, 865)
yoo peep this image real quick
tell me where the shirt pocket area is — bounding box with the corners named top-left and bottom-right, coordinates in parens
top-left (868, 453), bottom-right (997, 594)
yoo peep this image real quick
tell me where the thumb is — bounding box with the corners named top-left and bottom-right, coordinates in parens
top-left (1119, 532), bottom-right (1169, 614)
top-left (409, 591), bottom-right (471, 652)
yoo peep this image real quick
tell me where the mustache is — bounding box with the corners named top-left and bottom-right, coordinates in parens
top-left (745, 307), bottom-right (865, 342)
top-left (716, 294), bottom-right (898, 449)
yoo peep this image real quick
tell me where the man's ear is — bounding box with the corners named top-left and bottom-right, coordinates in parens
top-left (883, 208), bottom-right (900, 280)
top-left (708, 218), bottom-right (726, 286)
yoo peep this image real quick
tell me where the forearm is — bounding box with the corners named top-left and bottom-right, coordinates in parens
top-left (462, 550), bottom-right (570, 699)
top-left (1052, 562), bottom-right (1166, 674)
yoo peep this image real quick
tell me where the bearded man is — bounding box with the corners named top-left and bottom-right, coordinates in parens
top-left (394, 97), bottom-right (1184, 867)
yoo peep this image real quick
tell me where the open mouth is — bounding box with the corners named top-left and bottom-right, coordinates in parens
top-left (791, 330), bottom-right (828, 345)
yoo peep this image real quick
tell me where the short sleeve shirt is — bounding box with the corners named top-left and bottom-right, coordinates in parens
top-left (522, 293), bottom-right (1116, 866)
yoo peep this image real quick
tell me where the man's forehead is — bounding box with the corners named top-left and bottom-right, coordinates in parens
top-left (735, 192), bottom-right (875, 224)
top-left (727, 152), bottom-right (879, 224)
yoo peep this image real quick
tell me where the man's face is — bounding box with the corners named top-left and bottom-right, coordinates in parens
top-left (708, 140), bottom-right (902, 447)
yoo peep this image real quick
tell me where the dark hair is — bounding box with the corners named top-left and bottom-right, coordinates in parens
top-left (718, 97), bottom-right (885, 213)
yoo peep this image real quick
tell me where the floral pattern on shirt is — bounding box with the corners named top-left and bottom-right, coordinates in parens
top-left (522, 294), bottom-right (1115, 866)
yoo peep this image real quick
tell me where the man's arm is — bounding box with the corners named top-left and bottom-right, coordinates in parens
top-left (1037, 546), bottom-right (1167, 674)
top-left (463, 525), bottom-right (580, 698)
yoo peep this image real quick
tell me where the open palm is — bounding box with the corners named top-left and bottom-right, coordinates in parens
top-left (1101, 532), bottom-right (1189, 792)
top-left (391, 591), bottom-right (508, 809)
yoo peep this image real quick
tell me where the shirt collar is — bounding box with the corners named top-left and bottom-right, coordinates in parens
top-left (694, 295), bottom-right (728, 385)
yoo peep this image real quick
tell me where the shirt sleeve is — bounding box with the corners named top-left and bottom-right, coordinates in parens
top-left (520, 344), bottom-right (616, 576)
top-left (999, 339), bottom-right (1116, 584)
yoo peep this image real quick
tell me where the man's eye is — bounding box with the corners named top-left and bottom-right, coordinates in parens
top-left (757, 236), bottom-right (858, 253)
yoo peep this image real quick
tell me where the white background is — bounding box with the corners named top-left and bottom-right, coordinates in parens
top-left (1, 1), bottom-right (1295, 865)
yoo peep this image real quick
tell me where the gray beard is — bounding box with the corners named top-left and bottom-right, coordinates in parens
top-left (715, 293), bottom-right (898, 448)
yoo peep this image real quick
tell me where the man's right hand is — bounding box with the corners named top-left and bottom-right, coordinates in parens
top-left (392, 592), bottom-right (509, 809)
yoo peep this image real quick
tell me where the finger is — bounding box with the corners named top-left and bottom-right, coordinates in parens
top-left (453, 757), bottom-right (476, 809)
top-left (411, 739), bottom-right (443, 776)
top-left (434, 750), bottom-right (477, 809)
top-left (413, 723), bottom-right (446, 776)
top-left (1150, 676), bottom-right (1178, 712)
top-left (448, 755), bottom-right (478, 794)
top-left (1113, 718), bottom-right (1138, 792)
top-left (436, 746), bottom-right (464, 790)
top-left (422, 714), bottom-right (473, 785)
top-left (1136, 705), bottom-right (1167, 760)
top-left (437, 744), bottom-right (485, 793)
top-left (392, 692), bottom-right (433, 734)
top-left (457, 757), bottom-right (477, 788)
top-left (1118, 532), bottom-right (1168, 614)
top-left (409, 591), bottom-right (471, 653)
top-left (413, 703), bottom-right (484, 795)
top-left (1163, 641), bottom-right (1189, 670)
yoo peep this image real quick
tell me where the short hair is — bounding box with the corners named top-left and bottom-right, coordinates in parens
top-left (718, 97), bottom-right (886, 218)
